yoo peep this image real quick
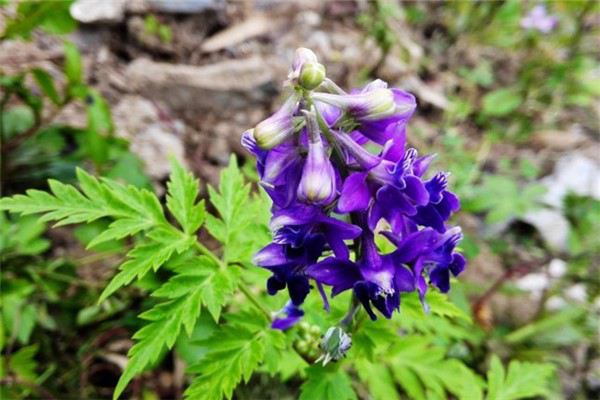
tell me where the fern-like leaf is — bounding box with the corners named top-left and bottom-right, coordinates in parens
top-left (166, 160), bottom-right (205, 235)
top-left (299, 365), bottom-right (357, 400)
top-left (184, 312), bottom-right (286, 400)
top-left (486, 356), bottom-right (554, 400)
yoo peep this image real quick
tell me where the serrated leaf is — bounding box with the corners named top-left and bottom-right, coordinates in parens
top-left (389, 335), bottom-right (482, 400)
top-left (9, 344), bottom-right (38, 382)
top-left (184, 317), bottom-right (285, 400)
top-left (205, 156), bottom-right (252, 262)
top-left (486, 356), bottom-right (554, 400)
top-left (299, 366), bottom-right (357, 400)
top-left (166, 160), bottom-right (205, 234)
top-left (99, 229), bottom-right (193, 303)
top-left (113, 256), bottom-right (241, 399)
top-left (204, 159), bottom-right (271, 264)
top-left (0, 168), bottom-right (166, 244)
top-left (153, 256), bottom-right (239, 322)
top-left (355, 359), bottom-right (399, 400)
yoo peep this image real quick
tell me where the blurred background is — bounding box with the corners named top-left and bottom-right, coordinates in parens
top-left (0, 1), bottom-right (598, 399)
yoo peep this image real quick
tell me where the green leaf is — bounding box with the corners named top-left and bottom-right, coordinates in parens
top-left (205, 156), bottom-right (251, 259)
top-left (153, 256), bottom-right (239, 323)
top-left (481, 88), bottom-right (522, 117)
top-left (1, 106), bottom-right (35, 140)
top-left (389, 335), bottom-right (483, 400)
top-left (184, 315), bottom-right (285, 400)
top-left (64, 41), bottom-right (82, 86)
top-left (299, 366), bottom-right (357, 400)
top-left (9, 344), bottom-right (38, 382)
top-left (486, 356), bottom-right (554, 400)
top-left (0, 168), bottom-right (165, 245)
top-left (205, 157), bottom-right (271, 264)
top-left (166, 160), bottom-right (205, 234)
top-left (113, 256), bottom-right (239, 399)
top-left (84, 88), bottom-right (113, 135)
top-left (39, 2), bottom-right (76, 35)
top-left (99, 227), bottom-right (193, 302)
top-left (355, 359), bottom-right (398, 400)
top-left (31, 68), bottom-right (61, 105)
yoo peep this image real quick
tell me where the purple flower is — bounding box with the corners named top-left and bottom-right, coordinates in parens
top-left (307, 230), bottom-right (415, 320)
top-left (269, 203), bottom-right (361, 259)
top-left (253, 234), bottom-right (325, 305)
top-left (272, 301), bottom-right (304, 330)
top-left (521, 5), bottom-right (558, 34)
top-left (242, 47), bottom-right (466, 326)
top-left (384, 227), bottom-right (466, 303)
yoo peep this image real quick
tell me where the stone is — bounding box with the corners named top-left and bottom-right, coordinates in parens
top-left (124, 57), bottom-right (283, 117)
top-left (522, 208), bottom-right (570, 252)
top-left (70, 0), bottom-right (126, 24)
top-left (201, 14), bottom-right (282, 53)
top-left (112, 96), bottom-right (187, 180)
top-left (148, 0), bottom-right (222, 13)
top-left (540, 153), bottom-right (600, 209)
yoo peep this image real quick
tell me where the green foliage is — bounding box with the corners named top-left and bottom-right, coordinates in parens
top-left (486, 356), bottom-right (555, 400)
top-left (481, 88), bottom-right (522, 117)
top-left (112, 258), bottom-right (230, 399)
top-left (1, 0), bottom-right (76, 40)
top-left (1, 157), bottom-right (275, 399)
top-left (205, 157), bottom-right (271, 264)
top-left (1, 41), bottom-right (149, 193)
top-left (299, 365), bottom-right (357, 400)
top-left (388, 335), bottom-right (483, 400)
top-left (185, 311), bottom-right (286, 400)
top-left (465, 175), bottom-right (546, 223)
top-left (143, 15), bottom-right (173, 43)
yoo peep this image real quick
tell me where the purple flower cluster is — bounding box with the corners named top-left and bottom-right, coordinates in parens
top-left (242, 48), bottom-right (466, 328)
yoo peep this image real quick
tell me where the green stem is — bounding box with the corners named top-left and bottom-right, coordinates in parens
top-left (238, 282), bottom-right (272, 321)
top-left (339, 294), bottom-right (361, 330)
top-left (193, 241), bottom-right (224, 268)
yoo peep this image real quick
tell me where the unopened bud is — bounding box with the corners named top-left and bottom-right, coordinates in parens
top-left (316, 327), bottom-right (352, 365)
top-left (297, 112), bottom-right (336, 205)
top-left (253, 95), bottom-right (299, 149)
top-left (313, 88), bottom-right (399, 121)
top-left (299, 62), bottom-right (326, 90)
top-left (292, 48), bottom-right (318, 73)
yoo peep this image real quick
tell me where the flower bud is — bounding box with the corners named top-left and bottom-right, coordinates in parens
top-left (313, 89), bottom-right (397, 121)
top-left (292, 47), bottom-right (318, 74)
top-left (316, 327), bottom-right (352, 365)
top-left (297, 113), bottom-right (336, 205)
top-left (253, 95), bottom-right (299, 149)
top-left (299, 62), bottom-right (326, 90)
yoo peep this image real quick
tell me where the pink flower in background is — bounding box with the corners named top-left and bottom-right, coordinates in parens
top-left (521, 5), bottom-right (558, 33)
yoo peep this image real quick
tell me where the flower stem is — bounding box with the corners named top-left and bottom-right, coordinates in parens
top-left (238, 282), bottom-right (273, 321)
top-left (339, 293), bottom-right (361, 330)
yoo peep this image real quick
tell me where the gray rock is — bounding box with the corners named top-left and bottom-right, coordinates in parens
top-left (523, 152), bottom-right (600, 251)
top-left (522, 208), bottom-right (570, 252)
top-left (124, 57), bottom-right (283, 117)
top-left (540, 153), bottom-right (600, 209)
top-left (148, 0), bottom-right (223, 13)
top-left (112, 96), bottom-right (187, 180)
top-left (70, 0), bottom-right (126, 23)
